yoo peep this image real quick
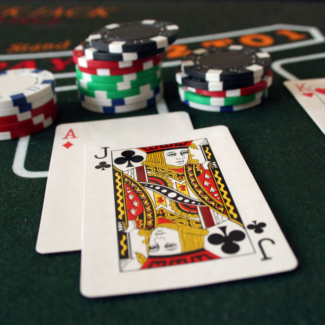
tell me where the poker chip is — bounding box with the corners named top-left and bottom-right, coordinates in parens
top-left (76, 53), bottom-right (162, 76)
top-left (75, 20), bottom-right (178, 113)
top-left (176, 70), bottom-right (262, 91)
top-left (184, 70), bottom-right (273, 98)
top-left (179, 90), bottom-right (268, 112)
top-left (0, 69), bottom-right (55, 108)
top-left (88, 20), bottom-right (179, 53)
top-left (0, 108), bottom-right (57, 141)
top-left (0, 103), bottom-right (57, 132)
top-left (80, 88), bottom-right (163, 114)
top-left (75, 63), bottom-right (161, 84)
top-left (77, 71), bottom-right (161, 91)
top-left (79, 83), bottom-right (163, 106)
top-left (0, 97), bottom-right (57, 125)
top-left (81, 41), bottom-right (166, 62)
top-left (0, 92), bottom-right (56, 117)
top-left (179, 86), bottom-right (266, 106)
top-left (75, 44), bottom-right (164, 69)
top-left (77, 77), bottom-right (162, 99)
top-left (181, 45), bottom-right (271, 82)
top-left (176, 45), bottom-right (272, 111)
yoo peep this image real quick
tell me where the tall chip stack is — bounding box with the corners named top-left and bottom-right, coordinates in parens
top-left (73, 20), bottom-right (179, 114)
top-left (0, 69), bottom-right (57, 141)
top-left (176, 45), bottom-right (273, 112)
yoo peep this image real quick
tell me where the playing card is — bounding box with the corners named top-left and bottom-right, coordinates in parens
top-left (284, 78), bottom-right (325, 134)
top-left (81, 126), bottom-right (297, 298)
top-left (37, 112), bottom-right (193, 254)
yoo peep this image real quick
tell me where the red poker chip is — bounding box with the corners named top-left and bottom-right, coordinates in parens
top-left (76, 54), bottom-right (163, 76)
top-left (73, 45), bottom-right (163, 70)
top-left (0, 97), bottom-right (57, 125)
top-left (0, 109), bottom-right (58, 141)
top-left (0, 103), bottom-right (57, 132)
top-left (184, 70), bottom-right (273, 98)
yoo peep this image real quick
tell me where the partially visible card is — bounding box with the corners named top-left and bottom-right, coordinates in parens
top-left (284, 78), bottom-right (325, 134)
top-left (37, 112), bottom-right (193, 254)
top-left (81, 126), bottom-right (297, 298)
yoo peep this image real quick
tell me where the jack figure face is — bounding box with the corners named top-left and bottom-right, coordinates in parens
top-left (164, 149), bottom-right (189, 167)
top-left (148, 227), bottom-right (182, 256)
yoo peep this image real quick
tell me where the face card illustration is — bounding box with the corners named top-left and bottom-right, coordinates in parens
top-left (81, 126), bottom-right (297, 298)
top-left (37, 112), bottom-right (193, 254)
top-left (284, 78), bottom-right (325, 135)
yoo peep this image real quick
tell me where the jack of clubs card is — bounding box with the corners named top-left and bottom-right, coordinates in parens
top-left (111, 139), bottom-right (254, 272)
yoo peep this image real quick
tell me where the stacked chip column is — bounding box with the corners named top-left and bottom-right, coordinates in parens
top-left (176, 45), bottom-right (272, 112)
top-left (73, 20), bottom-right (179, 114)
top-left (0, 69), bottom-right (57, 140)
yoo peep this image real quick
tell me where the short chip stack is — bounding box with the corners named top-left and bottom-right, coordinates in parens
top-left (176, 45), bottom-right (273, 112)
top-left (73, 20), bottom-right (179, 114)
top-left (0, 69), bottom-right (57, 141)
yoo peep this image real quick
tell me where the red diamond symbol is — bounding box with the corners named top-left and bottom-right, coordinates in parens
top-left (63, 141), bottom-right (74, 149)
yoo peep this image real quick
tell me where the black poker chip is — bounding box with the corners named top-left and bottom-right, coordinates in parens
top-left (176, 69), bottom-right (264, 91)
top-left (88, 20), bottom-right (179, 53)
top-left (181, 45), bottom-right (271, 82)
top-left (82, 40), bottom-right (166, 62)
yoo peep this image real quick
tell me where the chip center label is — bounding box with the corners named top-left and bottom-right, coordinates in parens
top-left (0, 75), bottom-right (38, 95)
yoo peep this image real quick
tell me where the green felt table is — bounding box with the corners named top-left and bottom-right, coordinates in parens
top-left (0, 1), bottom-right (325, 324)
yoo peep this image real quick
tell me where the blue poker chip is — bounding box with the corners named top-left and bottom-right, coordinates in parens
top-left (180, 91), bottom-right (268, 112)
top-left (79, 86), bottom-right (163, 114)
top-left (0, 69), bottom-right (55, 109)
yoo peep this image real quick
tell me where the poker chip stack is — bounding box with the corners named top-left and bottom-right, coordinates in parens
top-left (0, 69), bottom-right (57, 141)
top-left (73, 20), bottom-right (179, 114)
top-left (176, 45), bottom-right (273, 112)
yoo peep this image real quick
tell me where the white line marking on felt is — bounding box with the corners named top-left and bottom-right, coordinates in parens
top-left (12, 136), bottom-right (49, 178)
top-left (0, 24), bottom-right (322, 64)
top-left (156, 97), bottom-right (169, 114)
top-left (272, 52), bottom-right (325, 80)
top-left (2, 24), bottom-right (320, 63)
top-left (55, 85), bottom-right (77, 92)
top-left (10, 24), bottom-right (325, 179)
top-left (0, 50), bottom-right (73, 61)
top-left (13, 94), bottom-right (169, 179)
top-left (54, 72), bottom-right (76, 79)
top-left (175, 24), bottom-right (325, 52)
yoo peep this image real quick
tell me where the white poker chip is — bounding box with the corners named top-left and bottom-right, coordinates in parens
top-left (179, 90), bottom-right (268, 112)
top-left (0, 92), bottom-right (56, 117)
top-left (80, 89), bottom-right (163, 114)
top-left (0, 69), bottom-right (55, 109)
top-left (79, 82), bottom-right (163, 106)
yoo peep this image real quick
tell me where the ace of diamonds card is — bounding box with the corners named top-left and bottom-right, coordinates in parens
top-left (81, 126), bottom-right (297, 298)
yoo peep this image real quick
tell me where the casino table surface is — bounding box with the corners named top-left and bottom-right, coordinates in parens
top-left (1, 1), bottom-right (325, 324)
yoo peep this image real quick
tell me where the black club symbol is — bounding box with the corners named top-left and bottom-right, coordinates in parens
top-left (95, 161), bottom-right (111, 171)
top-left (114, 150), bottom-right (144, 168)
top-left (208, 226), bottom-right (245, 254)
top-left (247, 221), bottom-right (266, 234)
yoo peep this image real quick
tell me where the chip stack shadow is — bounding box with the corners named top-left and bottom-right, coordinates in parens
top-left (74, 20), bottom-right (179, 114)
top-left (176, 45), bottom-right (273, 112)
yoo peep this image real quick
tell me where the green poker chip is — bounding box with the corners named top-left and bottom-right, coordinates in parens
top-left (178, 86), bottom-right (266, 106)
top-left (77, 77), bottom-right (162, 99)
top-left (77, 71), bottom-right (161, 91)
top-left (75, 64), bottom-right (161, 84)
